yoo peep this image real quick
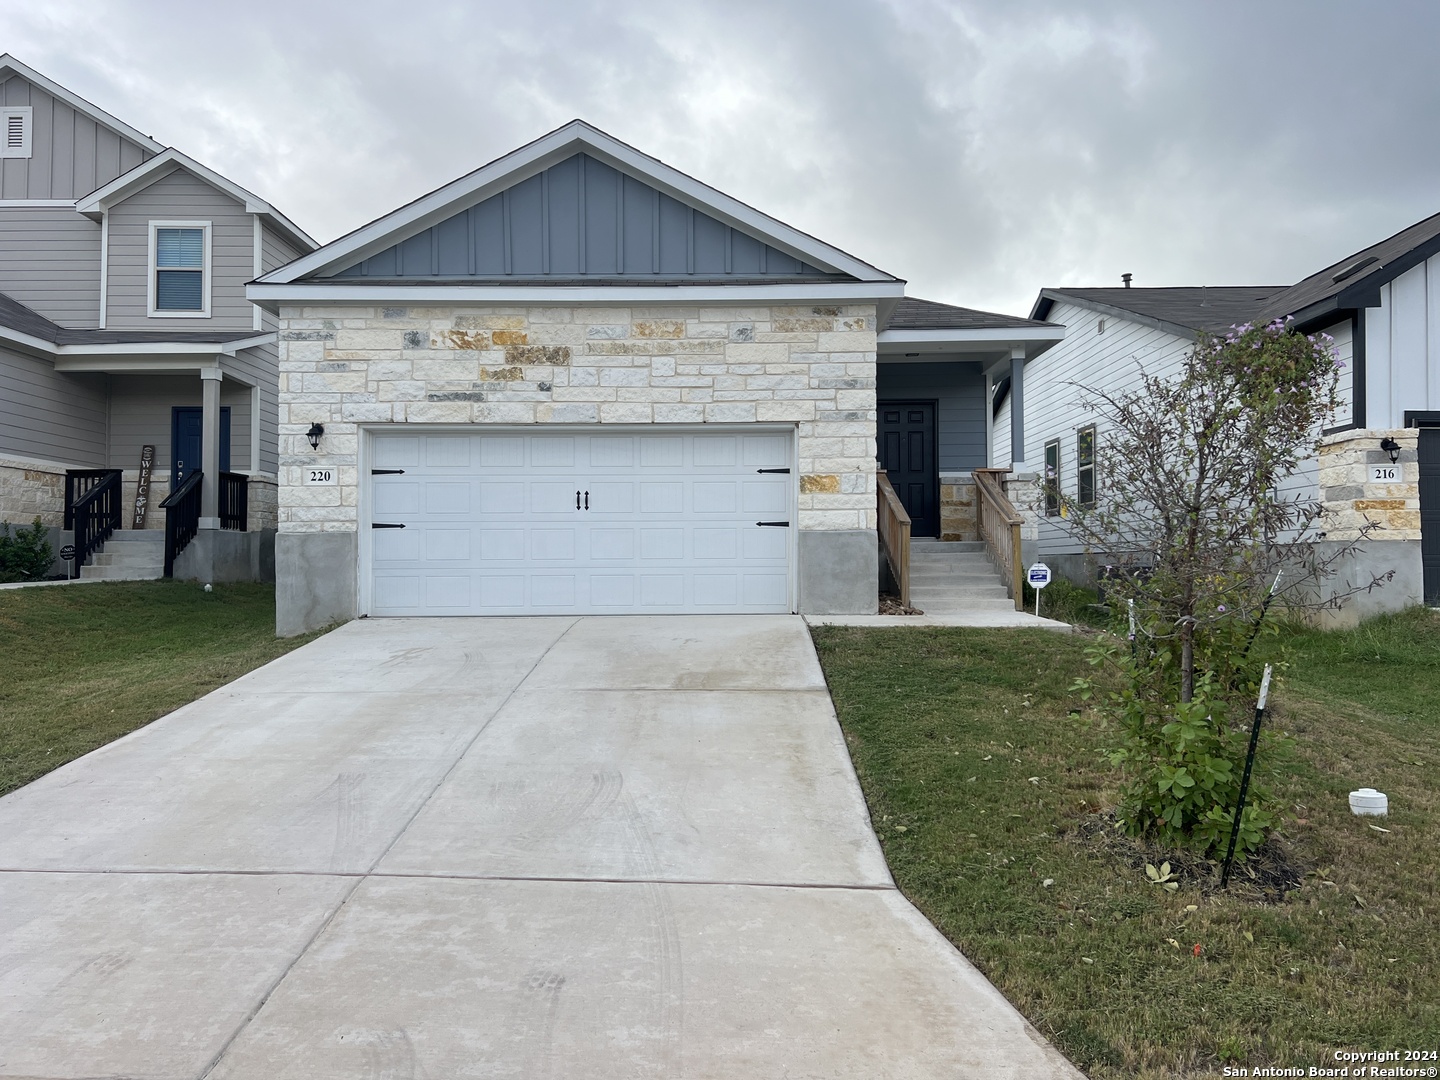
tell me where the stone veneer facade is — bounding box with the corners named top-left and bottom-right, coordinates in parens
top-left (0, 455), bottom-right (69, 528)
top-left (274, 302), bottom-right (880, 630)
top-left (1318, 428), bottom-right (1421, 541)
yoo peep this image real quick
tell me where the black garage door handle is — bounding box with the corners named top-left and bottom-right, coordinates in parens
top-left (372, 522), bottom-right (406, 529)
top-left (756, 521), bottom-right (790, 527)
top-left (371, 469), bottom-right (405, 475)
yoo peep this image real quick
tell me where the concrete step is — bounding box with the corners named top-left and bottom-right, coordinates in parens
top-left (80, 564), bottom-right (164, 581)
top-left (917, 598), bottom-right (1022, 614)
top-left (910, 540), bottom-right (986, 553)
top-left (91, 551), bottom-right (165, 567)
top-left (912, 590), bottom-right (1013, 604)
top-left (104, 531), bottom-right (165, 544)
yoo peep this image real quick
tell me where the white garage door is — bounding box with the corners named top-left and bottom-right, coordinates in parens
top-left (365, 428), bottom-right (794, 616)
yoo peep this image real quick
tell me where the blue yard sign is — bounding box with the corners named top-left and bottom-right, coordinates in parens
top-left (1028, 563), bottom-right (1052, 618)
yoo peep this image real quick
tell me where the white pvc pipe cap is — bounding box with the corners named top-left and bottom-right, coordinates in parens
top-left (1348, 788), bottom-right (1388, 816)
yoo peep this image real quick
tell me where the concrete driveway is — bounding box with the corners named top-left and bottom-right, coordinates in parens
top-left (0, 615), bottom-right (1081, 1079)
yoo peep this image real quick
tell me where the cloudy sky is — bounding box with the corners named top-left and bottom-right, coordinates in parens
top-left (5, 1), bottom-right (1438, 314)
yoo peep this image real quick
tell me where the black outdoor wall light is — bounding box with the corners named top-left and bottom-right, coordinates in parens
top-left (1380, 437), bottom-right (1401, 464)
top-left (306, 423), bottom-right (325, 450)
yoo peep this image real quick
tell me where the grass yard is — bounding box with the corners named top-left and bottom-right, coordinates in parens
top-left (0, 581), bottom-right (321, 797)
top-left (812, 609), bottom-right (1440, 1080)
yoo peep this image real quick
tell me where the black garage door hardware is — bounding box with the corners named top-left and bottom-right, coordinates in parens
top-left (756, 520), bottom-right (790, 527)
top-left (372, 522), bottom-right (406, 529)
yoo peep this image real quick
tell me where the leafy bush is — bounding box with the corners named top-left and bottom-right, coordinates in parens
top-left (0, 518), bottom-right (56, 582)
top-left (1022, 576), bottom-right (1106, 626)
top-left (1073, 606), bottom-right (1288, 860)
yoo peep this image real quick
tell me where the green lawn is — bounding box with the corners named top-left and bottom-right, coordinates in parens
top-left (812, 609), bottom-right (1440, 1080)
top-left (0, 581), bottom-right (322, 796)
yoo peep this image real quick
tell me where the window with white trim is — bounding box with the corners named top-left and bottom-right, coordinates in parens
top-left (1076, 425), bottom-right (1097, 508)
top-left (149, 222), bottom-right (211, 317)
top-left (1, 107), bottom-right (32, 158)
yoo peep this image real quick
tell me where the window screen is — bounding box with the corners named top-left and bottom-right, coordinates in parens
top-left (155, 227), bottom-right (205, 311)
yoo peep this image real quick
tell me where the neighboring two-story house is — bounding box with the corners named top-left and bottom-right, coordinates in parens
top-left (999, 210), bottom-right (1440, 621)
top-left (0, 55), bottom-right (315, 579)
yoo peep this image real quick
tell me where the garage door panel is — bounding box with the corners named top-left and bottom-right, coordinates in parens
top-left (373, 530), bottom-right (422, 562)
top-left (531, 437), bottom-right (576, 467)
top-left (479, 436), bottom-right (524, 467)
top-left (530, 576), bottom-right (577, 607)
top-left (639, 436), bottom-right (683, 467)
top-left (479, 530), bottom-right (525, 561)
top-left (425, 529), bottom-right (471, 562)
top-left (426, 482), bottom-right (471, 514)
top-left (693, 436), bottom-right (737, 467)
top-left (586, 481), bottom-right (634, 515)
top-left (693, 482), bottom-right (737, 513)
top-left (742, 480), bottom-right (787, 514)
top-left (479, 575), bottom-right (525, 608)
top-left (640, 575), bottom-right (685, 607)
top-left (367, 429), bottom-right (793, 616)
top-left (743, 528), bottom-right (787, 560)
top-left (373, 575), bottom-right (422, 609)
top-left (479, 482), bottom-right (526, 515)
top-left (426, 436), bottom-right (470, 468)
top-left (640, 529), bottom-right (684, 560)
top-left (374, 481), bottom-right (420, 516)
top-left (693, 574), bottom-right (738, 606)
top-left (530, 483), bottom-right (581, 514)
top-left (425, 576), bottom-right (471, 608)
top-left (639, 482), bottom-right (684, 514)
top-left (743, 573), bottom-right (789, 606)
top-left (694, 528), bottom-right (737, 560)
top-left (589, 437), bottom-right (635, 468)
top-left (530, 529), bottom-right (578, 561)
top-left (373, 437), bottom-right (420, 468)
top-left (743, 434), bottom-right (790, 467)
top-left (589, 528), bottom-right (635, 560)
top-left (590, 575), bottom-right (634, 607)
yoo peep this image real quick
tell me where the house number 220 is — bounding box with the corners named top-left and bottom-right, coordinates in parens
top-left (305, 468), bottom-right (337, 485)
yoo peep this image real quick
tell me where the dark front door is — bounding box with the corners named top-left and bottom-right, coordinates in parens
top-left (1421, 427), bottom-right (1440, 603)
top-left (879, 401), bottom-right (939, 537)
top-left (171, 406), bottom-right (231, 490)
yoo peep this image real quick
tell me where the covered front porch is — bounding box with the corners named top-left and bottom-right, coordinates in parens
top-left (19, 335), bottom-right (277, 582)
top-left (873, 298), bottom-right (1064, 608)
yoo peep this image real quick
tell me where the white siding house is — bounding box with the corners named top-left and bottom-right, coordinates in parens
top-left (1010, 211), bottom-right (1440, 617)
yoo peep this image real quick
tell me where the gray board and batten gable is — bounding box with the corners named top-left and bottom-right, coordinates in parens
top-left (0, 58), bottom-right (161, 201)
top-left (329, 153), bottom-right (843, 283)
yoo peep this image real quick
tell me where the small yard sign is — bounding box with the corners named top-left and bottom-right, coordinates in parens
top-left (304, 467), bottom-right (337, 486)
top-left (1028, 562), bottom-right (1052, 619)
top-left (59, 544), bottom-right (76, 561)
top-left (1369, 464), bottom-right (1401, 483)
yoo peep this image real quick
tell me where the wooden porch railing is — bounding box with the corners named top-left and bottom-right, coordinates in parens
top-left (973, 468), bottom-right (1025, 611)
top-left (876, 469), bottom-right (912, 608)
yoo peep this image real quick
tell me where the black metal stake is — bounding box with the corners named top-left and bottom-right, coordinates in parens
top-left (1238, 570), bottom-right (1283, 668)
top-left (1220, 663), bottom-right (1273, 889)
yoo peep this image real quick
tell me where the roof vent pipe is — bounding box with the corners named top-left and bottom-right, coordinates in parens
top-left (1122, 273), bottom-right (1132, 288)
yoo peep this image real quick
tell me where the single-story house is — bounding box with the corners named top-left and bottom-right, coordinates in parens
top-left (249, 121), bottom-right (1064, 633)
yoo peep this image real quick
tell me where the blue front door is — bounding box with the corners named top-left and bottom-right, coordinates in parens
top-left (171, 407), bottom-right (231, 489)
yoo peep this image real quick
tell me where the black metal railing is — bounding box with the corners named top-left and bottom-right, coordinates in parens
top-left (64, 469), bottom-right (121, 530)
top-left (219, 472), bottom-right (248, 532)
top-left (70, 470), bottom-right (123, 576)
top-left (160, 470), bottom-right (203, 577)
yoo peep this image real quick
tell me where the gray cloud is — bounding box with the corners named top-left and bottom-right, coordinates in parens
top-left (6, 0), bottom-right (1437, 314)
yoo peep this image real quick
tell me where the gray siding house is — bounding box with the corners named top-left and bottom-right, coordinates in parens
top-left (0, 55), bottom-right (315, 578)
top-left (248, 120), bottom-right (1062, 633)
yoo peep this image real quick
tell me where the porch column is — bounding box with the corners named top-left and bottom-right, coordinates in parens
top-left (200, 366), bottom-right (222, 530)
top-left (1009, 346), bottom-right (1027, 468)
